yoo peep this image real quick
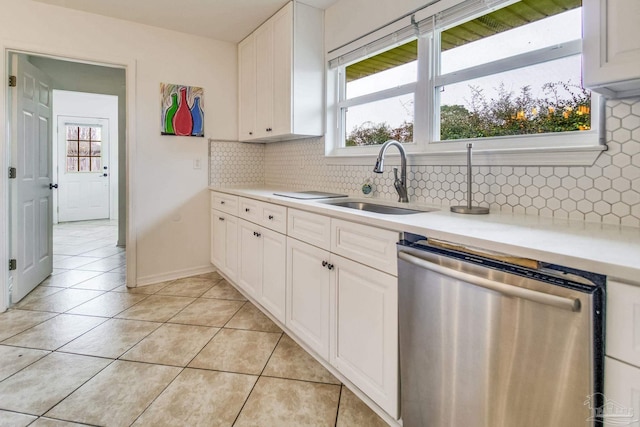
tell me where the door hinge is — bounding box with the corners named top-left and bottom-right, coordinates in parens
top-left (9, 167), bottom-right (16, 179)
top-left (9, 259), bottom-right (17, 271)
top-left (8, 75), bottom-right (16, 87)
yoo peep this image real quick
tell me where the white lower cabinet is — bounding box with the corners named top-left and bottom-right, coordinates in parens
top-left (237, 218), bottom-right (286, 323)
top-left (604, 279), bottom-right (640, 427)
top-left (604, 357), bottom-right (640, 427)
top-left (286, 236), bottom-right (331, 359)
top-left (331, 254), bottom-right (398, 418)
top-left (211, 209), bottom-right (238, 282)
top-left (212, 191), bottom-right (399, 420)
top-left (286, 234), bottom-right (399, 418)
top-left (607, 280), bottom-right (640, 367)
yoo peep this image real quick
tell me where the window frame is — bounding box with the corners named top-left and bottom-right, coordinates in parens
top-left (325, 0), bottom-right (605, 166)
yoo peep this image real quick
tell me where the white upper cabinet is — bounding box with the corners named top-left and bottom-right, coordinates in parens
top-left (238, 1), bottom-right (324, 142)
top-left (583, 0), bottom-right (640, 98)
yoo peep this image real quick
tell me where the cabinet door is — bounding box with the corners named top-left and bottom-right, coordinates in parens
top-left (238, 34), bottom-right (257, 140)
top-left (583, 0), bottom-right (640, 93)
top-left (331, 254), bottom-right (398, 418)
top-left (604, 357), bottom-right (640, 427)
top-left (211, 209), bottom-right (225, 268)
top-left (211, 210), bottom-right (238, 282)
top-left (255, 19), bottom-right (274, 139)
top-left (223, 214), bottom-right (239, 283)
top-left (286, 237), bottom-right (331, 359)
top-left (607, 280), bottom-right (640, 368)
top-left (261, 228), bottom-right (286, 324)
top-left (272, 2), bottom-right (293, 136)
top-left (237, 219), bottom-right (262, 299)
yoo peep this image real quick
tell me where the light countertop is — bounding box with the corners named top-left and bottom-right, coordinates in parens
top-left (209, 186), bottom-right (640, 285)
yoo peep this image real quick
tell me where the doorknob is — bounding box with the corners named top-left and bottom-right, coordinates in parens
top-left (49, 183), bottom-right (58, 189)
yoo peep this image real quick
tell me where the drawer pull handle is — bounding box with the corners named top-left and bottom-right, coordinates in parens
top-left (322, 261), bottom-right (333, 270)
top-left (218, 217), bottom-right (225, 221)
top-left (254, 232), bottom-right (261, 238)
top-left (220, 201), bottom-right (225, 205)
top-left (245, 208), bottom-right (250, 212)
top-left (268, 215), bottom-right (274, 220)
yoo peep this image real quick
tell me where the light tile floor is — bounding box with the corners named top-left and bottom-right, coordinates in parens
top-left (0, 220), bottom-right (389, 426)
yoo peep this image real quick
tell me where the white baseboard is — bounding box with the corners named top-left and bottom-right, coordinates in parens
top-left (135, 264), bottom-right (216, 287)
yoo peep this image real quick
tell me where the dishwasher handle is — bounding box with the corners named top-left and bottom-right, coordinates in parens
top-left (398, 251), bottom-right (581, 312)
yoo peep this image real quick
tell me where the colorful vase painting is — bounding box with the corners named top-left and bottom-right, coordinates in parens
top-left (161, 83), bottom-right (204, 137)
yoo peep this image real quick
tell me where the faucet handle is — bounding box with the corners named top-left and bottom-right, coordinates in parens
top-left (393, 167), bottom-right (399, 181)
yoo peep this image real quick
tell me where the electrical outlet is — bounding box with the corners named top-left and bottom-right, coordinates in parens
top-left (193, 158), bottom-right (202, 170)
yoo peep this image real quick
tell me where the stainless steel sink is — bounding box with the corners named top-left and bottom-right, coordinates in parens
top-left (320, 200), bottom-right (435, 215)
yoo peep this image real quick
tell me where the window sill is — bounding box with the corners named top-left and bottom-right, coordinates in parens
top-left (325, 142), bottom-right (606, 167)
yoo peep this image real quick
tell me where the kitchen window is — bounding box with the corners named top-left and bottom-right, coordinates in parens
top-left (326, 0), bottom-right (605, 166)
top-left (338, 40), bottom-right (417, 147)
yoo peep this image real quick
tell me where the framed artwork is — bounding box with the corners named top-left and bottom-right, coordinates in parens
top-left (161, 83), bottom-right (204, 137)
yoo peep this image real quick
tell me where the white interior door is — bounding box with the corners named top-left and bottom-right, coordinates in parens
top-left (10, 54), bottom-right (53, 303)
top-left (57, 117), bottom-right (110, 222)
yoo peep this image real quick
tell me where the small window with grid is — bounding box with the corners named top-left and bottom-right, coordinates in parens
top-left (65, 125), bottom-right (102, 172)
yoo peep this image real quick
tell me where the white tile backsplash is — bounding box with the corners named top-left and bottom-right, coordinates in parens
top-left (208, 140), bottom-right (265, 187)
top-left (211, 98), bottom-right (640, 228)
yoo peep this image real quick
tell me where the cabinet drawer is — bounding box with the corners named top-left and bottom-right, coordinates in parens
top-left (287, 209), bottom-right (331, 251)
top-left (262, 203), bottom-right (287, 234)
top-left (607, 280), bottom-right (640, 368)
top-left (211, 192), bottom-right (238, 216)
top-left (239, 197), bottom-right (262, 224)
top-left (331, 219), bottom-right (399, 276)
top-left (604, 357), bottom-right (640, 427)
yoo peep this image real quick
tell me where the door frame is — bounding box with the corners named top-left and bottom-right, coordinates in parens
top-left (53, 90), bottom-right (119, 224)
top-left (0, 43), bottom-right (138, 312)
top-left (55, 115), bottom-right (114, 224)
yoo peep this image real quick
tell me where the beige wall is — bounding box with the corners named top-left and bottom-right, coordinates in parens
top-left (0, 0), bottom-right (237, 289)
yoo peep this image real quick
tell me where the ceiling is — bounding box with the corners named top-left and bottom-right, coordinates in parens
top-left (31, 0), bottom-right (338, 43)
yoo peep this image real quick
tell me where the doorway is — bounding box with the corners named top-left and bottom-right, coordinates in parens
top-left (6, 52), bottom-right (127, 305)
top-left (53, 90), bottom-right (119, 223)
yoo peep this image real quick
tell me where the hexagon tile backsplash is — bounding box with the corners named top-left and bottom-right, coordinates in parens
top-left (210, 98), bottom-right (640, 228)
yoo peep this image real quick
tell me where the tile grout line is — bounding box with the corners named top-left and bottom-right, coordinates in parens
top-left (3, 221), bottom-right (372, 426)
top-left (122, 279), bottom-right (234, 426)
top-left (334, 384), bottom-right (344, 427)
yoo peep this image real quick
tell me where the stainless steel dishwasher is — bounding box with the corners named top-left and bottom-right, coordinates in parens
top-left (397, 233), bottom-right (605, 427)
